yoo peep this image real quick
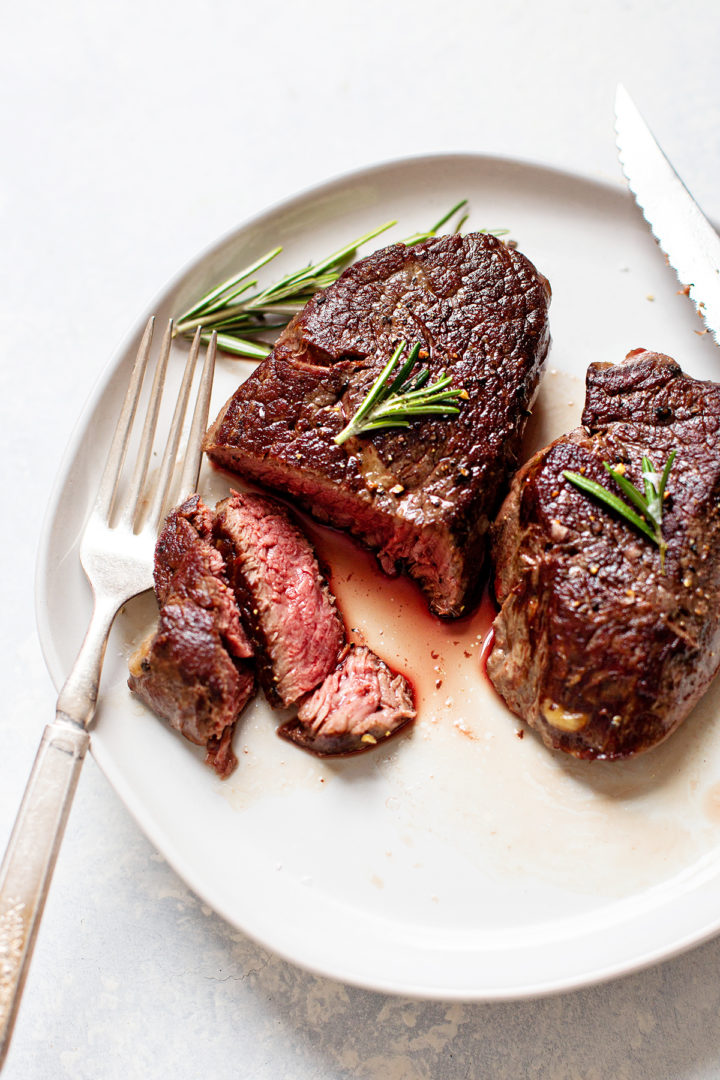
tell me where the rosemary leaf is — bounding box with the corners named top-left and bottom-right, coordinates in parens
top-left (429, 198), bottom-right (468, 234)
top-left (387, 347), bottom-right (422, 394)
top-left (347, 343), bottom-right (406, 433)
top-left (334, 341), bottom-right (466, 446)
top-left (201, 332), bottom-right (271, 360)
top-left (641, 454), bottom-right (658, 510)
top-left (174, 222), bottom-right (396, 358)
top-left (658, 449), bottom-right (677, 500)
top-left (563, 471), bottom-right (657, 544)
top-left (602, 464), bottom-right (653, 520)
top-left (300, 221), bottom-right (396, 278)
top-left (403, 199), bottom-right (469, 245)
top-left (178, 246), bottom-right (283, 326)
top-left (564, 449), bottom-right (677, 571)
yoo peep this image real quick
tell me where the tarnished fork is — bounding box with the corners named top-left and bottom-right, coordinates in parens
top-left (0, 318), bottom-right (217, 1069)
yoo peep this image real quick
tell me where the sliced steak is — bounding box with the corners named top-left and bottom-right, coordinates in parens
top-left (488, 350), bottom-right (720, 760)
top-left (205, 232), bottom-right (551, 618)
top-left (279, 645), bottom-right (416, 755)
top-left (128, 496), bottom-right (255, 778)
top-left (213, 490), bottom-right (346, 707)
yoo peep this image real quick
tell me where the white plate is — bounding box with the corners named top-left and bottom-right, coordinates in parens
top-left (35, 154), bottom-right (720, 1000)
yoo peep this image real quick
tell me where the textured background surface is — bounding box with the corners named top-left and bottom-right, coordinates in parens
top-left (2, 1), bottom-right (720, 1076)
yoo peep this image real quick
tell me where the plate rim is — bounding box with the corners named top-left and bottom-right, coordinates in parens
top-left (35, 150), bottom-right (720, 1002)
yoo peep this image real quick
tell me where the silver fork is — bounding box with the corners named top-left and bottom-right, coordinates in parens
top-left (0, 317), bottom-right (217, 1069)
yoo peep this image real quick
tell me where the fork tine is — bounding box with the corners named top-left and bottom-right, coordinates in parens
top-left (145, 327), bottom-right (202, 530)
top-left (94, 316), bottom-right (155, 521)
top-left (120, 319), bottom-right (173, 531)
top-left (174, 330), bottom-right (217, 500)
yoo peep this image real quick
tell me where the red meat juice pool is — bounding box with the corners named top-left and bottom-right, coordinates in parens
top-left (305, 521), bottom-right (497, 730)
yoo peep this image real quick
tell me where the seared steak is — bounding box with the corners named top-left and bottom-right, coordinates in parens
top-left (279, 644), bottom-right (416, 755)
top-left (213, 491), bottom-right (346, 707)
top-left (205, 232), bottom-right (551, 617)
top-left (128, 496), bottom-right (255, 778)
top-left (488, 350), bottom-right (720, 759)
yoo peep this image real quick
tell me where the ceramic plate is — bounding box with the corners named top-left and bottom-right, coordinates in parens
top-left (35, 154), bottom-right (720, 999)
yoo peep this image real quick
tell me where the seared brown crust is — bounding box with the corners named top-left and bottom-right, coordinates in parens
top-left (488, 351), bottom-right (720, 760)
top-left (152, 494), bottom-right (253, 659)
top-left (128, 496), bottom-right (255, 777)
top-left (128, 604), bottom-right (255, 777)
top-left (152, 494), bottom-right (216, 603)
top-left (205, 233), bottom-right (551, 618)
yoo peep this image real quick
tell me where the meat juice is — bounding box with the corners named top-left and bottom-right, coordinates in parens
top-left (307, 518), bottom-right (497, 726)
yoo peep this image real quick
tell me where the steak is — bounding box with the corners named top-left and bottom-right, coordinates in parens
top-left (128, 496), bottom-right (255, 778)
top-left (279, 645), bottom-right (416, 755)
top-left (205, 232), bottom-right (551, 618)
top-left (129, 493), bottom-right (415, 769)
top-left (213, 491), bottom-right (346, 707)
top-left (488, 350), bottom-right (720, 759)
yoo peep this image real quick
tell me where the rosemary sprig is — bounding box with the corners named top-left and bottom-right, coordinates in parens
top-left (174, 200), bottom-right (487, 360)
top-left (563, 450), bottom-right (677, 570)
top-left (174, 221), bottom-right (396, 359)
top-left (333, 341), bottom-right (467, 446)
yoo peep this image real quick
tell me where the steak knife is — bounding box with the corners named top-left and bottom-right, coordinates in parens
top-left (615, 83), bottom-right (720, 346)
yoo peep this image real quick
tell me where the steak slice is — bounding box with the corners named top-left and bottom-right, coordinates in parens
top-left (128, 496), bottom-right (255, 778)
top-left (488, 350), bottom-right (720, 760)
top-left (213, 490), bottom-right (346, 707)
top-left (279, 645), bottom-right (416, 755)
top-left (205, 232), bottom-right (551, 618)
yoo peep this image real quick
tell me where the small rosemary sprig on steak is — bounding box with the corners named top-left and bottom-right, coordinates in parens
top-left (333, 341), bottom-right (467, 446)
top-left (563, 450), bottom-right (677, 570)
top-left (174, 200), bottom-right (484, 360)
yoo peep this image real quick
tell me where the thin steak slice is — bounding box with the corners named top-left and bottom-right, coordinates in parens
top-left (488, 350), bottom-right (720, 760)
top-left (128, 495), bottom-right (255, 778)
top-left (205, 232), bottom-right (551, 618)
top-left (279, 645), bottom-right (416, 755)
top-left (213, 490), bottom-right (346, 707)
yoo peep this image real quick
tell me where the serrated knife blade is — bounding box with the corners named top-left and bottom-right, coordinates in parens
top-left (615, 83), bottom-right (720, 346)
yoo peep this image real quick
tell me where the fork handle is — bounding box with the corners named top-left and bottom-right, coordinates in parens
top-left (0, 718), bottom-right (89, 1069)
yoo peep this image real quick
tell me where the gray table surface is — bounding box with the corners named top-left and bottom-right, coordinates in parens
top-left (2, 1), bottom-right (720, 1076)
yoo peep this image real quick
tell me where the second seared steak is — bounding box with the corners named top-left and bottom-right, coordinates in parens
top-left (488, 350), bottom-right (720, 759)
top-left (205, 232), bottom-right (551, 617)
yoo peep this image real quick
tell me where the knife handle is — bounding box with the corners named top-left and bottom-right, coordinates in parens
top-left (0, 719), bottom-right (89, 1070)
